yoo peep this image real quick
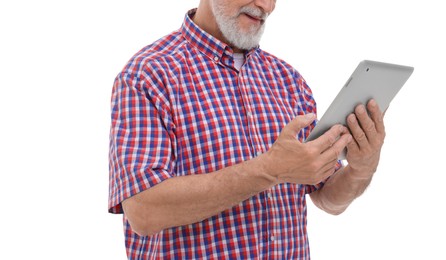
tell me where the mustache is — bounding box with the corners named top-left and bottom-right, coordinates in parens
top-left (238, 6), bottom-right (269, 21)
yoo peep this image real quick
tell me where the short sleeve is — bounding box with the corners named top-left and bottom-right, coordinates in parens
top-left (108, 72), bottom-right (175, 214)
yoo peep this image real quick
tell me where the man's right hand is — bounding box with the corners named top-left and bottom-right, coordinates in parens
top-left (262, 113), bottom-right (352, 185)
top-left (122, 113), bottom-right (352, 236)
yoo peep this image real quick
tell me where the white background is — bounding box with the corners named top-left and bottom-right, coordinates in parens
top-left (0, 0), bottom-right (444, 259)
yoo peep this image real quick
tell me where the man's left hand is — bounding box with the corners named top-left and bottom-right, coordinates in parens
top-left (345, 99), bottom-right (386, 178)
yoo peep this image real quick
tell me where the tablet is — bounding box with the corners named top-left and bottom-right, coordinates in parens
top-left (305, 60), bottom-right (414, 160)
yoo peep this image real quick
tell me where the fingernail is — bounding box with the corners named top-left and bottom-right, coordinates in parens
top-left (348, 114), bottom-right (356, 123)
top-left (305, 113), bottom-right (315, 119)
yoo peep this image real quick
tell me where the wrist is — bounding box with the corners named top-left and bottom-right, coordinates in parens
top-left (252, 152), bottom-right (281, 186)
top-left (343, 164), bottom-right (374, 183)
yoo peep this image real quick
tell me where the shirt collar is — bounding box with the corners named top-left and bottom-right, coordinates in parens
top-left (181, 9), bottom-right (258, 66)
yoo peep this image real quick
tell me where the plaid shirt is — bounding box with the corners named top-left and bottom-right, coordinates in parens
top-left (109, 9), bottom-right (326, 259)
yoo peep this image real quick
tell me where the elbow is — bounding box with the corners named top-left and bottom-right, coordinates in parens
top-left (310, 191), bottom-right (348, 216)
top-left (317, 201), bottom-right (349, 216)
top-left (126, 219), bottom-right (162, 237)
top-left (122, 198), bottom-right (164, 237)
top-left (313, 200), bottom-right (347, 216)
top-left (325, 207), bottom-right (346, 216)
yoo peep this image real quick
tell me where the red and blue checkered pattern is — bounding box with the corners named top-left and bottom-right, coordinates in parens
top-left (109, 9), bottom-right (324, 259)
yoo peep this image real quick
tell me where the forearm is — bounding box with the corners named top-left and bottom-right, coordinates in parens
top-left (122, 114), bottom-right (354, 235)
top-left (122, 155), bottom-right (277, 236)
top-left (310, 99), bottom-right (386, 215)
top-left (310, 164), bottom-right (374, 215)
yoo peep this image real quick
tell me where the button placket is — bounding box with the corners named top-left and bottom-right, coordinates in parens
top-left (270, 235), bottom-right (276, 242)
top-left (237, 69), bottom-right (265, 158)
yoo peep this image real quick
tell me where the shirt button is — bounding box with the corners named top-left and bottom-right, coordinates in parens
top-left (213, 56), bottom-right (219, 62)
top-left (256, 150), bottom-right (262, 156)
top-left (247, 111), bottom-right (252, 117)
top-left (268, 192), bottom-right (273, 199)
top-left (270, 235), bottom-right (276, 242)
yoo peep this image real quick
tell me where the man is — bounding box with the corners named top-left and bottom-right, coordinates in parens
top-left (108, 0), bottom-right (385, 259)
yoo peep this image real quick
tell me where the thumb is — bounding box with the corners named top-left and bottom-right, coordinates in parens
top-left (283, 113), bottom-right (316, 137)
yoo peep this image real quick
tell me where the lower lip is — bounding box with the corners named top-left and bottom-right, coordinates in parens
top-left (242, 13), bottom-right (263, 24)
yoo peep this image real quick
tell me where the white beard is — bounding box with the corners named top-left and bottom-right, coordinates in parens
top-left (210, 1), bottom-right (268, 50)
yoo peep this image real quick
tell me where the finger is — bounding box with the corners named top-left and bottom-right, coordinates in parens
top-left (310, 124), bottom-right (349, 152)
top-left (320, 132), bottom-right (352, 161)
top-left (283, 113), bottom-right (316, 138)
top-left (367, 99), bottom-right (385, 135)
top-left (318, 159), bottom-right (340, 182)
top-left (346, 133), bottom-right (360, 154)
top-left (354, 104), bottom-right (377, 141)
top-left (347, 113), bottom-right (369, 148)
